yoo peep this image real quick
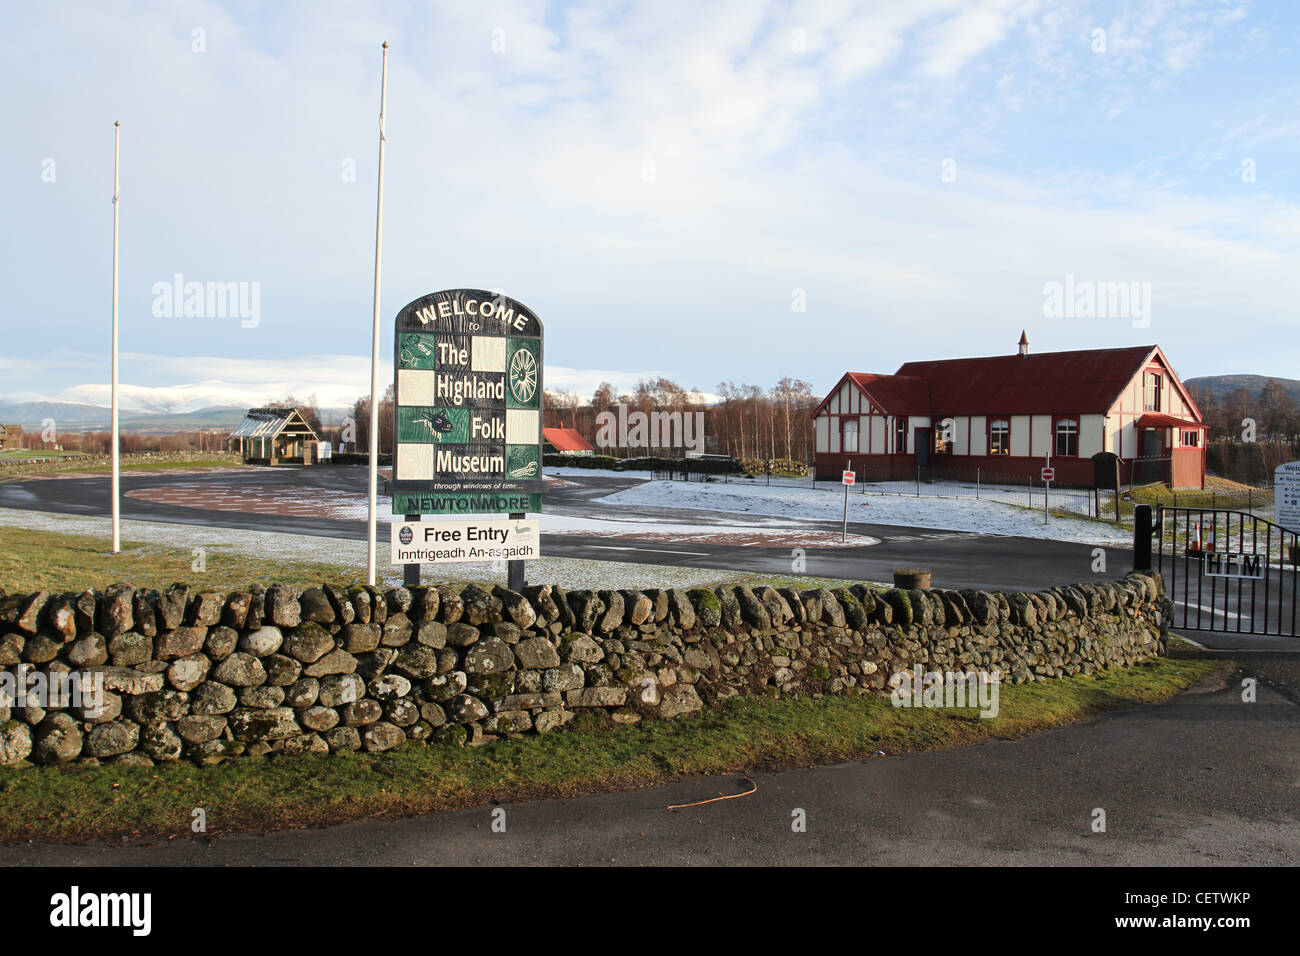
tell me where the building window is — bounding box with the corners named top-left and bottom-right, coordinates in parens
top-left (1055, 418), bottom-right (1079, 457)
top-left (895, 419), bottom-right (907, 454)
top-left (934, 418), bottom-right (954, 455)
top-left (841, 418), bottom-right (859, 453)
top-left (1144, 372), bottom-right (1162, 412)
top-left (1182, 430), bottom-right (1200, 447)
top-left (989, 418), bottom-right (1010, 455)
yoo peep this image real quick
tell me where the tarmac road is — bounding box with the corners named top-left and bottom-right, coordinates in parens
top-left (1, 466), bottom-right (1295, 866)
top-left (2, 658), bottom-right (1295, 866)
top-left (0, 466), bottom-right (1133, 592)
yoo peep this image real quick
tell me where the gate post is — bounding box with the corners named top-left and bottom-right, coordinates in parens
top-left (1133, 504), bottom-right (1152, 571)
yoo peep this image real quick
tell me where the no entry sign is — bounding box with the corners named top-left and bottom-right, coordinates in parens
top-left (391, 289), bottom-right (544, 515)
top-left (1041, 467), bottom-right (1055, 482)
top-left (842, 470), bottom-right (856, 485)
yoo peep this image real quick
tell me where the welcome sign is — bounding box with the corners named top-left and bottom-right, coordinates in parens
top-left (391, 289), bottom-right (544, 515)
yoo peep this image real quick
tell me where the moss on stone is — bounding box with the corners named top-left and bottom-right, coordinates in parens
top-left (689, 588), bottom-right (720, 611)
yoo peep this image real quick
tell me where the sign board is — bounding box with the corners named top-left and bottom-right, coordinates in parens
top-left (842, 470), bottom-right (855, 485)
top-left (391, 518), bottom-right (540, 565)
top-left (1275, 461), bottom-right (1300, 533)
top-left (1202, 552), bottom-right (1265, 579)
top-left (1091, 451), bottom-right (1120, 490)
top-left (317, 441), bottom-right (332, 461)
top-left (1041, 467), bottom-right (1055, 482)
top-left (391, 289), bottom-right (544, 516)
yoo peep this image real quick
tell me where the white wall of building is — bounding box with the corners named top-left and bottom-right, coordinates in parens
top-left (1079, 414), bottom-right (1105, 458)
top-left (1030, 415), bottom-right (1052, 458)
top-left (1010, 415), bottom-right (1031, 456)
top-left (952, 416), bottom-right (970, 456)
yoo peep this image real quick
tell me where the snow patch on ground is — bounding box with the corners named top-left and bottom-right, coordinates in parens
top-left (600, 480), bottom-right (1133, 546)
top-left (540, 512), bottom-right (878, 547)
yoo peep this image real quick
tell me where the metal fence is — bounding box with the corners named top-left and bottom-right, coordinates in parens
top-left (1154, 506), bottom-right (1298, 637)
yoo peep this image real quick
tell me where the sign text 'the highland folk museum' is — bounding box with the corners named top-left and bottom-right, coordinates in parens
top-left (391, 289), bottom-right (544, 516)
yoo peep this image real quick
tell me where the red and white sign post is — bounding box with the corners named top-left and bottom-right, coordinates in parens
top-left (842, 466), bottom-right (855, 542)
top-left (1041, 459), bottom-right (1053, 524)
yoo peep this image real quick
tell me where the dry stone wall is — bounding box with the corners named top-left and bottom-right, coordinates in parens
top-left (0, 572), bottom-right (1170, 767)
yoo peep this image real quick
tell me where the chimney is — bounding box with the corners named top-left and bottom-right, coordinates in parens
top-left (1018, 330), bottom-right (1029, 358)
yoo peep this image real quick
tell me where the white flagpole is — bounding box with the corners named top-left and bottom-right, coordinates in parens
top-left (111, 120), bottom-right (121, 554)
top-left (366, 42), bottom-right (389, 585)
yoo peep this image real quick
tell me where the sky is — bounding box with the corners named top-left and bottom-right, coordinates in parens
top-left (1, 0), bottom-right (1297, 412)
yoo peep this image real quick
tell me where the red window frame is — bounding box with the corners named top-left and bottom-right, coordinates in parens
top-left (840, 416), bottom-right (859, 453)
top-left (988, 417), bottom-right (1010, 455)
top-left (933, 417), bottom-right (955, 455)
top-left (1143, 371), bottom-right (1163, 412)
top-left (1053, 416), bottom-right (1080, 458)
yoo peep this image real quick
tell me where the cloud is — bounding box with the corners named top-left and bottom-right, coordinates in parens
top-left (919, 0), bottom-right (1033, 79)
top-left (0, 0), bottom-right (1295, 402)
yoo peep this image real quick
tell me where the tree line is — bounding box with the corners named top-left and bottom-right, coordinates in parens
top-left (1187, 379), bottom-right (1300, 445)
top-left (542, 377), bottom-right (821, 462)
top-left (19, 379), bottom-right (826, 465)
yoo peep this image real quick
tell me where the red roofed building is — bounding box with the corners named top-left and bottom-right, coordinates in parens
top-left (812, 335), bottom-right (1205, 488)
top-left (542, 427), bottom-right (595, 455)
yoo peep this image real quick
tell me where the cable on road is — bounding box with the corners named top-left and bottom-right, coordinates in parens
top-left (667, 776), bottom-right (757, 811)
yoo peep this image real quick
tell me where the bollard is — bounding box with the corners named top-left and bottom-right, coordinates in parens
top-left (1133, 504), bottom-right (1152, 571)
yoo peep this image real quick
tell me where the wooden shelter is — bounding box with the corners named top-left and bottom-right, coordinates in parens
top-left (227, 407), bottom-right (320, 464)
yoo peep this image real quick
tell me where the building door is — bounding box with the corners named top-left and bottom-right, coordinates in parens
top-left (914, 428), bottom-right (930, 468)
top-left (1138, 428), bottom-right (1163, 483)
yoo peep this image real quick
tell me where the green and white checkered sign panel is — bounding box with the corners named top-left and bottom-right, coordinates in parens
top-left (391, 289), bottom-right (544, 516)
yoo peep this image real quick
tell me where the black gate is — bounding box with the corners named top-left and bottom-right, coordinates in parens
top-left (1155, 506), bottom-right (1299, 637)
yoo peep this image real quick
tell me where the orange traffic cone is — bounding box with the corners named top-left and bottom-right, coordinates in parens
top-left (1189, 522), bottom-right (1201, 553)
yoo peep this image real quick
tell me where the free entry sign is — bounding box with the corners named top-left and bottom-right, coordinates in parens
top-left (391, 289), bottom-right (544, 515)
top-left (391, 517), bottom-right (540, 565)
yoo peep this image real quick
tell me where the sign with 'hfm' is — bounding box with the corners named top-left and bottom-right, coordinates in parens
top-left (1201, 552), bottom-right (1264, 579)
top-left (391, 289), bottom-right (544, 516)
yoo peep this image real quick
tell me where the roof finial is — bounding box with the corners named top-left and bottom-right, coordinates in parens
top-left (1018, 330), bottom-right (1029, 358)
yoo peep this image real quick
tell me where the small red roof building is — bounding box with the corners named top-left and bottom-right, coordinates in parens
top-left (542, 427), bottom-right (595, 454)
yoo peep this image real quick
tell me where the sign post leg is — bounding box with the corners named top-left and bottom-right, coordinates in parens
top-left (842, 482), bottom-right (849, 543)
top-left (507, 512), bottom-right (525, 591)
top-left (403, 513), bottom-right (419, 588)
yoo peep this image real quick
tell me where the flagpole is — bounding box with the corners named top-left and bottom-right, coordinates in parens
top-left (366, 42), bottom-right (389, 585)
top-left (111, 120), bottom-right (121, 554)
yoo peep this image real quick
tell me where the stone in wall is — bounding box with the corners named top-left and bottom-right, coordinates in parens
top-left (0, 572), bottom-right (1168, 768)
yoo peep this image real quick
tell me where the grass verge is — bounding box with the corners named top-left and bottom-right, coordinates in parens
top-left (0, 651), bottom-right (1222, 843)
top-left (0, 453), bottom-right (243, 481)
top-left (0, 524), bottom-right (866, 595)
top-left (51, 458), bottom-right (243, 474)
top-left (0, 526), bottom-right (371, 594)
